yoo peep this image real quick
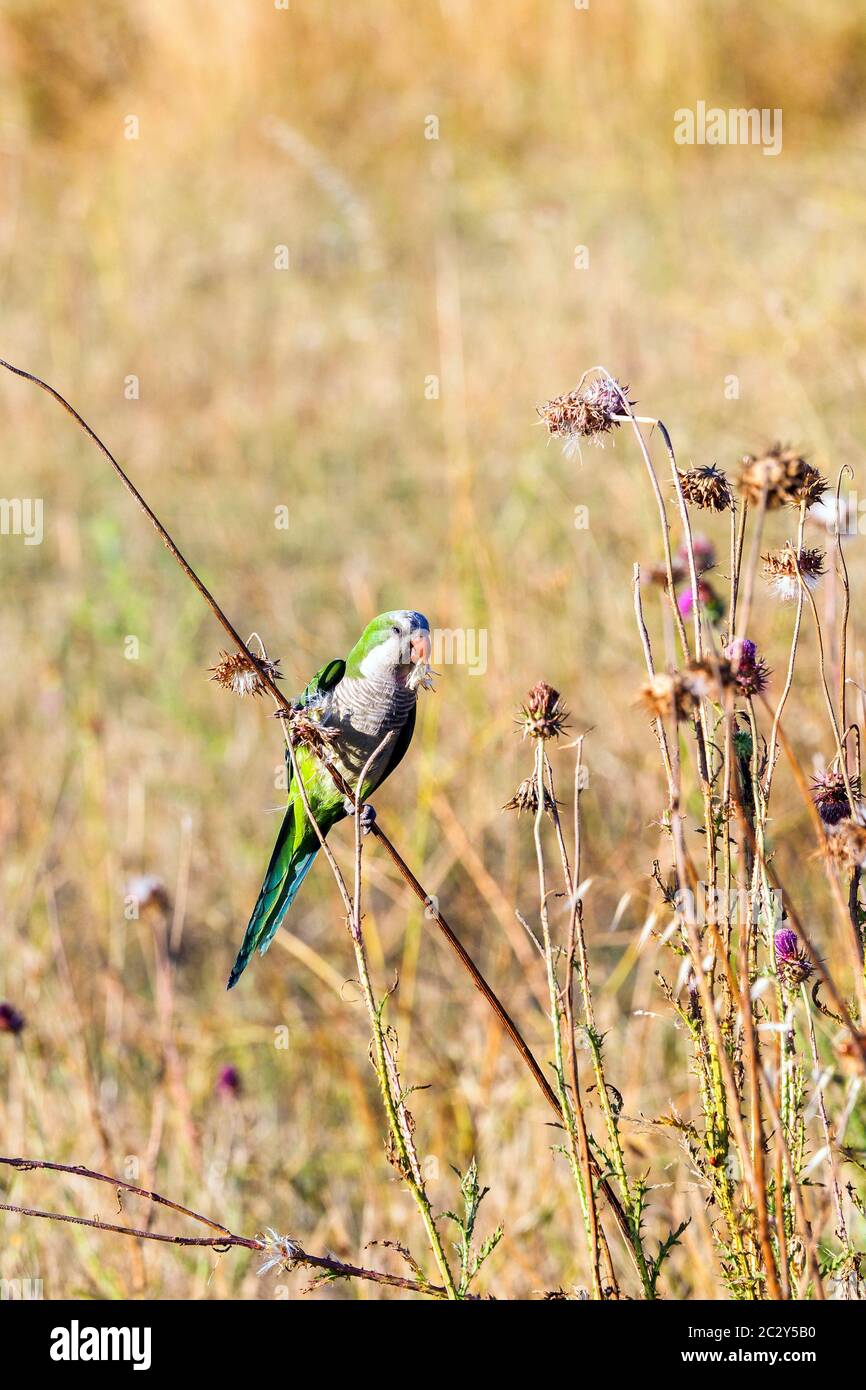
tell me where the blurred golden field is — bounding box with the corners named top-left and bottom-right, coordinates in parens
top-left (2, 0), bottom-right (866, 1300)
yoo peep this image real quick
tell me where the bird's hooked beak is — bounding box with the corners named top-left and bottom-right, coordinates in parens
top-left (409, 629), bottom-right (432, 664)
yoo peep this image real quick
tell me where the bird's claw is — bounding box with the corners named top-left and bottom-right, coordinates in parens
top-left (343, 798), bottom-right (377, 833)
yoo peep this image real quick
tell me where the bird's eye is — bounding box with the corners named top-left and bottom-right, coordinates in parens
top-left (391, 624), bottom-right (401, 635)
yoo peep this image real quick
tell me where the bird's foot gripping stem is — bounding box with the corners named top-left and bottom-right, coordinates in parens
top-left (343, 798), bottom-right (377, 834)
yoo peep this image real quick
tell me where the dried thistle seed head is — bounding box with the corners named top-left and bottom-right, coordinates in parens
top-left (739, 445), bottom-right (827, 510)
top-left (677, 465), bottom-right (733, 512)
top-left (518, 681), bottom-right (570, 740)
top-left (126, 875), bottom-right (171, 915)
top-left (774, 928), bottom-right (813, 992)
top-left (824, 819), bottom-right (866, 872)
top-left (761, 547), bottom-right (825, 601)
top-left (723, 636), bottom-right (771, 697)
top-left (637, 672), bottom-right (691, 721)
top-left (503, 777), bottom-right (558, 816)
top-left (210, 649), bottom-right (283, 698)
top-left (537, 377), bottom-right (632, 450)
top-left (276, 707), bottom-right (341, 759)
top-left (811, 768), bottom-right (859, 826)
top-left (0, 1002), bottom-right (25, 1035)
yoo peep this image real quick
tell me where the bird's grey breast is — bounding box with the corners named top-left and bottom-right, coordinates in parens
top-left (328, 673), bottom-right (415, 780)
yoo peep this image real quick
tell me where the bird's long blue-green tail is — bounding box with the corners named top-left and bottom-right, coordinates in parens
top-left (227, 804), bottom-right (318, 989)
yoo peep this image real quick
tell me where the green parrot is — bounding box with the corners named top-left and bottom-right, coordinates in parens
top-left (227, 609), bottom-right (432, 988)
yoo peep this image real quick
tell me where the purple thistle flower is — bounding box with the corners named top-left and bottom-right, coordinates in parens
top-left (774, 929), bottom-right (813, 992)
top-left (0, 1002), bottom-right (25, 1035)
top-left (216, 1064), bottom-right (242, 1100)
top-left (724, 636), bottom-right (771, 697)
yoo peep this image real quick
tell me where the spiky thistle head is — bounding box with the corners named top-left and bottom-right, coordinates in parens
top-left (275, 706), bottom-right (341, 760)
top-left (739, 446), bottom-right (827, 510)
top-left (537, 376), bottom-right (633, 452)
top-left (677, 465), bottom-right (733, 512)
top-left (811, 768), bottom-right (859, 826)
top-left (210, 649), bottom-right (283, 698)
top-left (762, 547), bottom-right (825, 601)
top-left (723, 636), bottom-right (771, 697)
top-left (678, 579), bottom-right (724, 626)
top-left (518, 682), bottom-right (570, 740)
top-left (503, 777), bottom-right (559, 816)
top-left (774, 928), bottom-right (813, 992)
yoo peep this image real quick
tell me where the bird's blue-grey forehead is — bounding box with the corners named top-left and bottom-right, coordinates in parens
top-left (393, 610), bottom-right (429, 631)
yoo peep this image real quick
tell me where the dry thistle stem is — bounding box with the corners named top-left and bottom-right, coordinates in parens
top-left (761, 546), bottom-right (825, 601)
top-left (537, 377), bottom-right (632, 449)
top-left (517, 681), bottom-right (570, 740)
top-left (774, 928), bottom-right (814, 993)
top-left (503, 777), bottom-right (559, 816)
top-left (210, 649), bottom-right (283, 697)
top-left (677, 464), bottom-right (733, 512)
top-left (739, 445), bottom-right (828, 510)
top-left (811, 768), bottom-right (861, 826)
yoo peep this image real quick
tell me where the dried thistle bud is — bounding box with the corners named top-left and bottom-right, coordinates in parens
top-left (739, 445), bottom-right (827, 510)
top-left (677, 465), bottom-right (733, 512)
top-left (537, 377), bottom-right (633, 451)
top-left (210, 649), bottom-right (283, 698)
top-left (824, 820), bottom-right (866, 873)
top-left (0, 1002), bottom-right (25, 1035)
top-left (503, 777), bottom-right (559, 816)
top-left (774, 928), bottom-right (813, 992)
top-left (275, 707), bottom-right (341, 759)
top-left (518, 681), bottom-right (570, 740)
top-left (811, 769), bottom-right (859, 826)
top-left (762, 547), bottom-right (825, 601)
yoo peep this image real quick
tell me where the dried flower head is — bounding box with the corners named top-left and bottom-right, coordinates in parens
top-left (824, 820), bottom-right (866, 873)
top-left (762, 547), bottom-right (825, 601)
top-left (723, 636), bottom-right (771, 697)
top-left (210, 649), bottom-right (283, 698)
top-left (537, 377), bottom-right (632, 451)
top-left (677, 465), bottom-right (733, 512)
top-left (126, 875), bottom-right (171, 915)
top-left (275, 706), bottom-right (341, 759)
top-left (518, 682), bottom-right (570, 740)
top-left (810, 769), bottom-right (859, 826)
top-left (503, 777), bottom-right (559, 816)
top-left (0, 1002), bottom-right (25, 1035)
top-left (774, 928), bottom-right (813, 992)
top-left (739, 446), bottom-right (827, 510)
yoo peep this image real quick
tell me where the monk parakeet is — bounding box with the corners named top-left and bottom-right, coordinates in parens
top-left (227, 610), bottom-right (432, 988)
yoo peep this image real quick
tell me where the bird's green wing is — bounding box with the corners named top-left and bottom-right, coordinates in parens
top-left (295, 657), bottom-right (346, 709)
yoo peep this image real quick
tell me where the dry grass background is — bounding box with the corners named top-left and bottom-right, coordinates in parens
top-left (2, 0), bottom-right (866, 1298)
